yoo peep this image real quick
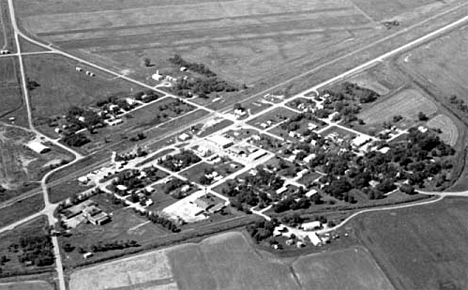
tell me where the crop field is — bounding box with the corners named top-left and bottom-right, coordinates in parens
top-left (292, 247), bottom-right (394, 290)
top-left (0, 281), bottom-right (54, 290)
top-left (350, 0), bottom-right (444, 21)
top-left (0, 57), bottom-right (17, 85)
top-left (70, 231), bottom-right (397, 290)
top-left (16, 0), bottom-right (385, 85)
top-left (427, 114), bottom-right (459, 146)
top-left (358, 88), bottom-right (438, 124)
top-left (353, 197), bottom-right (468, 290)
top-left (401, 25), bottom-right (468, 101)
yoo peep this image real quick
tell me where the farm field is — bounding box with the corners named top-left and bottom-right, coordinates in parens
top-left (427, 114), bottom-right (459, 146)
top-left (69, 231), bottom-right (394, 290)
top-left (400, 25), bottom-right (468, 101)
top-left (0, 281), bottom-right (54, 290)
top-left (292, 247), bottom-right (394, 290)
top-left (358, 88), bottom-right (437, 124)
top-left (353, 197), bottom-right (468, 290)
top-left (15, 0), bottom-right (382, 85)
top-left (351, 0), bottom-right (445, 20)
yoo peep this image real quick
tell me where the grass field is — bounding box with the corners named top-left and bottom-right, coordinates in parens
top-left (23, 54), bottom-right (140, 119)
top-left (427, 114), bottom-right (459, 146)
top-left (401, 25), bottom-right (468, 101)
top-left (351, 0), bottom-right (443, 20)
top-left (69, 231), bottom-right (395, 290)
top-left (0, 194), bottom-right (43, 228)
top-left (358, 88), bottom-right (438, 124)
top-left (353, 197), bottom-right (468, 290)
top-left (292, 246), bottom-right (394, 290)
top-left (0, 281), bottom-right (54, 290)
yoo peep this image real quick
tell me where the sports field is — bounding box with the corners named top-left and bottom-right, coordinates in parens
top-left (427, 114), bottom-right (459, 146)
top-left (69, 231), bottom-right (393, 290)
top-left (353, 197), bottom-right (468, 290)
top-left (358, 88), bottom-right (437, 124)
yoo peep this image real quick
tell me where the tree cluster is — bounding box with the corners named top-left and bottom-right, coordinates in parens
top-left (246, 219), bottom-right (279, 243)
top-left (169, 54), bottom-right (217, 77)
top-left (90, 240), bottom-right (139, 252)
top-left (158, 150), bottom-right (201, 171)
top-left (14, 235), bottom-right (54, 267)
top-left (62, 132), bottom-right (90, 147)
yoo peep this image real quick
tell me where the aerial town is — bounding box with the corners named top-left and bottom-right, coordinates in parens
top-left (1, 0), bottom-right (468, 290)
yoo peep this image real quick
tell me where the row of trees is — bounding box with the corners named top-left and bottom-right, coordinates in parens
top-left (158, 150), bottom-right (201, 171)
top-left (169, 54), bottom-right (217, 77)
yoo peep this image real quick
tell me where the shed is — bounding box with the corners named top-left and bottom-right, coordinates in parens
top-left (301, 221), bottom-right (322, 231)
top-left (26, 140), bottom-right (50, 154)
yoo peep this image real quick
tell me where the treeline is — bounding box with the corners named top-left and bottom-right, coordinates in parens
top-left (158, 150), bottom-right (201, 171)
top-left (246, 219), bottom-right (279, 243)
top-left (169, 54), bottom-right (217, 77)
top-left (90, 240), bottom-right (139, 252)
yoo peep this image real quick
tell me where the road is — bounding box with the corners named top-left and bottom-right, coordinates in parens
top-left (1, 0), bottom-right (468, 288)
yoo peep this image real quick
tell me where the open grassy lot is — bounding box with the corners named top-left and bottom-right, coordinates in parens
top-left (0, 281), bottom-right (54, 290)
top-left (0, 194), bottom-right (43, 228)
top-left (292, 246), bottom-right (394, 290)
top-left (427, 114), bottom-right (459, 146)
top-left (358, 88), bottom-right (437, 125)
top-left (23, 54), bottom-right (140, 120)
top-left (247, 107), bottom-right (298, 130)
top-left (0, 57), bottom-right (17, 85)
top-left (353, 197), bottom-right (468, 290)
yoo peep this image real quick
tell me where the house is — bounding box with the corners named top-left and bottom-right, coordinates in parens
top-left (207, 135), bottom-right (234, 149)
top-left (116, 184), bottom-right (128, 191)
top-left (301, 221), bottom-right (322, 231)
top-left (179, 133), bottom-right (191, 141)
top-left (26, 140), bottom-right (50, 154)
top-left (378, 147), bottom-right (390, 154)
top-left (180, 66), bottom-right (188, 72)
top-left (152, 70), bottom-right (163, 81)
top-left (418, 126), bottom-right (428, 133)
top-left (352, 135), bottom-right (371, 148)
top-left (276, 187), bottom-right (288, 195)
top-left (304, 154), bottom-right (316, 163)
top-left (180, 184), bottom-right (191, 193)
top-left (305, 189), bottom-right (318, 198)
top-left (209, 202), bottom-right (225, 213)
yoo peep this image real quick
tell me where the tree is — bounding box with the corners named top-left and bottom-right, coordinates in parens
top-left (143, 58), bottom-right (152, 67)
top-left (418, 112), bottom-right (429, 121)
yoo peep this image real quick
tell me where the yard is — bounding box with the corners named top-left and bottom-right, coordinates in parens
top-left (247, 107), bottom-right (298, 131)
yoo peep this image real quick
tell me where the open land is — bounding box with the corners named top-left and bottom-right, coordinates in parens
top-left (427, 114), bottom-right (459, 146)
top-left (0, 281), bottom-right (54, 290)
top-left (353, 197), bottom-right (468, 290)
top-left (0, 194), bottom-right (43, 228)
top-left (358, 88), bottom-right (437, 124)
top-left (69, 231), bottom-right (393, 290)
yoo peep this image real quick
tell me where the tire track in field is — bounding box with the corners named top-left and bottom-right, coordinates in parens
top-left (35, 7), bottom-right (352, 37)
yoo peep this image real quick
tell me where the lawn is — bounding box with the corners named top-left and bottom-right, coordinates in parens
top-left (48, 179), bottom-right (92, 203)
top-left (352, 197), bottom-right (468, 290)
top-left (0, 194), bottom-right (44, 229)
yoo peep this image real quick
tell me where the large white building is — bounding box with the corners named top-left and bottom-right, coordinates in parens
top-left (207, 135), bottom-right (234, 149)
top-left (26, 140), bottom-right (50, 154)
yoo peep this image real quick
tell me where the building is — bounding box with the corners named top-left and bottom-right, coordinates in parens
top-left (193, 198), bottom-right (212, 211)
top-left (301, 221), bottom-right (322, 231)
top-left (207, 135), bottom-right (234, 149)
top-left (105, 119), bottom-right (123, 126)
top-left (307, 232), bottom-right (322, 246)
top-left (152, 70), bottom-right (163, 81)
top-left (26, 140), bottom-right (50, 154)
top-left (305, 189), bottom-right (318, 198)
top-left (248, 149), bottom-right (267, 161)
top-left (352, 135), bottom-right (371, 148)
top-left (179, 133), bottom-right (191, 141)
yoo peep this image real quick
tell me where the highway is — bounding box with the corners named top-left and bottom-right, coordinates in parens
top-left (2, 0), bottom-right (468, 288)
